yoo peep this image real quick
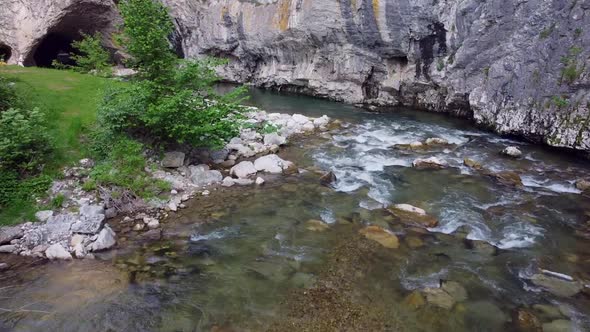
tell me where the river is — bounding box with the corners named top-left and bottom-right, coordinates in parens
top-left (1, 89), bottom-right (589, 331)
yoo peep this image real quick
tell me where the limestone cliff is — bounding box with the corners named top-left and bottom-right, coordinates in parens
top-left (2, 0), bottom-right (589, 153)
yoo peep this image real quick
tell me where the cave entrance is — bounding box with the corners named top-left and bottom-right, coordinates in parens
top-left (32, 32), bottom-right (81, 67)
top-left (23, 2), bottom-right (118, 67)
top-left (0, 43), bottom-right (11, 62)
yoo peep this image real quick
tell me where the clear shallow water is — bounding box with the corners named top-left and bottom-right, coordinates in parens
top-left (1, 89), bottom-right (590, 331)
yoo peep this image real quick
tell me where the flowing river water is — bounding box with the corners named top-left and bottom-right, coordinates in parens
top-left (1, 89), bottom-right (590, 331)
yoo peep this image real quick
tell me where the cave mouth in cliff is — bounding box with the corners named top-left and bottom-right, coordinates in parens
top-left (0, 44), bottom-right (11, 62)
top-left (32, 32), bottom-right (81, 68)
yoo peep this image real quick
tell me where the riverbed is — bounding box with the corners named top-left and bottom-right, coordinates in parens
top-left (1, 89), bottom-right (589, 331)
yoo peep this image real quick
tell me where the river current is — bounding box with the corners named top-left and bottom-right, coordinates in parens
top-left (1, 89), bottom-right (589, 331)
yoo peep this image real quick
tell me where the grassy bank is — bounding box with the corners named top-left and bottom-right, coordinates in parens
top-left (0, 66), bottom-right (114, 225)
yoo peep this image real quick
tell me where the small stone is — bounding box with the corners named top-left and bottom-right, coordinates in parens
top-left (387, 204), bottom-right (438, 228)
top-left (222, 177), bottom-right (235, 187)
top-left (264, 133), bottom-right (287, 146)
top-left (133, 223), bottom-right (145, 231)
top-left (141, 229), bottom-right (162, 241)
top-left (410, 141), bottom-right (424, 148)
top-left (319, 171), bottom-right (337, 186)
top-left (170, 189), bottom-right (178, 195)
top-left (45, 244), bottom-right (72, 260)
top-left (359, 225), bottom-right (399, 249)
top-left (168, 202), bottom-right (178, 212)
top-left (413, 157), bottom-right (448, 169)
top-left (463, 158), bottom-right (483, 170)
top-left (73, 243), bottom-right (86, 258)
top-left (0, 263), bottom-right (9, 271)
top-left (0, 226), bottom-right (24, 245)
top-left (162, 151), bottom-right (185, 168)
top-left (70, 234), bottom-right (85, 247)
top-left (79, 158), bottom-right (95, 168)
top-left (254, 154), bottom-right (291, 174)
top-left (502, 146), bottom-right (523, 158)
top-left (425, 137), bottom-right (449, 145)
top-left (35, 210), bottom-right (54, 222)
top-left (105, 208), bottom-right (117, 219)
top-left (255, 177), bottom-right (265, 185)
top-left (575, 179), bottom-right (590, 191)
top-left (512, 308), bottom-right (542, 332)
top-left (306, 219), bottom-right (329, 232)
top-left (0, 245), bottom-right (17, 253)
top-left (89, 225), bottom-right (117, 252)
top-left (202, 190), bottom-right (210, 196)
top-left (492, 171), bottom-right (523, 187)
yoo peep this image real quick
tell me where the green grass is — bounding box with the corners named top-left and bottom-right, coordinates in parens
top-left (0, 66), bottom-right (116, 225)
top-left (0, 66), bottom-right (115, 167)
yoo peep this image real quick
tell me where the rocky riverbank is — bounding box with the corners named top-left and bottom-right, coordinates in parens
top-left (0, 108), bottom-right (334, 262)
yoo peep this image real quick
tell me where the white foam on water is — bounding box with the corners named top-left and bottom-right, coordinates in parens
top-left (494, 223), bottom-right (545, 249)
top-left (320, 209), bottom-right (336, 224)
top-left (522, 176), bottom-right (582, 194)
top-left (190, 227), bottom-right (234, 242)
top-left (400, 268), bottom-right (449, 290)
top-left (359, 199), bottom-right (384, 210)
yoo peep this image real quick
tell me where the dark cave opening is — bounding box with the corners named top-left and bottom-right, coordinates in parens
top-left (0, 43), bottom-right (11, 62)
top-left (32, 32), bottom-right (80, 67)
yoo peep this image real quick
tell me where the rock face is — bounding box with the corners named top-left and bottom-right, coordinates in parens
top-left (2, 0), bottom-right (589, 152)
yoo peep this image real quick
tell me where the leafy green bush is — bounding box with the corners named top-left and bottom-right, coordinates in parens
top-left (0, 107), bottom-right (52, 174)
top-left (90, 137), bottom-right (169, 198)
top-left (70, 32), bottom-right (113, 77)
top-left (0, 76), bottom-right (19, 113)
top-left (96, 0), bottom-right (246, 150)
top-left (0, 171), bottom-right (52, 210)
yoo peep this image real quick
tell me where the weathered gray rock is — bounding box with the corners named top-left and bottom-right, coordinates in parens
top-left (188, 165), bottom-right (223, 187)
top-left (45, 243), bottom-right (72, 260)
top-left (0, 245), bottom-right (17, 253)
top-left (162, 151), bottom-right (186, 168)
top-left (575, 179), bottom-right (590, 191)
top-left (254, 154), bottom-right (293, 174)
top-left (71, 205), bottom-right (105, 234)
top-left (502, 146), bottom-right (523, 158)
top-left (255, 177), bottom-right (265, 185)
top-left (423, 287), bottom-right (455, 309)
top-left (35, 210), bottom-right (53, 222)
top-left (230, 161), bottom-right (258, 179)
top-left (263, 133), bottom-right (287, 146)
top-left (0, 226), bottom-right (23, 245)
top-left (89, 225), bottom-right (116, 252)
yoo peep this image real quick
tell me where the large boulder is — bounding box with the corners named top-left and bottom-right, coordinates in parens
top-left (230, 161), bottom-right (258, 179)
top-left (161, 151), bottom-right (186, 168)
top-left (254, 154), bottom-right (293, 174)
top-left (45, 243), bottom-right (72, 260)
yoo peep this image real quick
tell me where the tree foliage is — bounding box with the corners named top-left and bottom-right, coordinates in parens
top-left (70, 32), bottom-right (113, 77)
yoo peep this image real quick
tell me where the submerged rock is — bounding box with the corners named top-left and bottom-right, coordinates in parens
top-left (423, 287), bottom-right (455, 309)
top-left (404, 290), bottom-right (426, 310)
top-left (45, 243), bottom-right (72, 260)
top-left (162, 151), bottom-right (185, 168)
top-left (412, 157), bottom-right (448, 170)
top-left (502, 146), bottom-right (523, 158)
top-left (306, 219), bottom-right (330, 232)
top-left (490, 171), bottom-right (523, 187)
top-left (425, 137), bottom-right (449, 146)
top-left (387, 204), bottom-right (438, 228)
top-left (575, 179), bottom-right (590, 191)
top-left (441, 281), bottom-right (468, 302)
top-left (359, 225), bottom-right (399, 249)
top-left (529, 273), bottom-right (583, 297)
top-left (512, 308), bottom-right (542, 332)
top-left (463, 158), bottom-right (483, 170)
top-left (542, 319), bottom-right (573, 332)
